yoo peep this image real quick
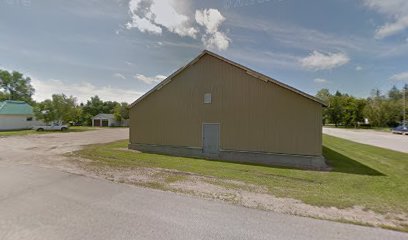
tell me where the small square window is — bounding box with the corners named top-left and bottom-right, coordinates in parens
top-left (204, 93), bottom-right (212, 104)
top-left (26, 117), bottom-right (33, 121)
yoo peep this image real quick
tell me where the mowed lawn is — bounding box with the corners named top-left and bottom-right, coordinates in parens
top-left (0, 126), bottom-right (95, 137)
top-left (75, 134), bottom-right (408, 215)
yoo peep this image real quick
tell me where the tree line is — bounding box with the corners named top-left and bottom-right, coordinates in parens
top-left (316, 85), bottom-right (407, 128)
top-left (0, 69), bottom-right (129, 125)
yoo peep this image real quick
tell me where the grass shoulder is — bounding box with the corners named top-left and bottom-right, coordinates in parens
top-left (72, 135), bottom-right (408, 232)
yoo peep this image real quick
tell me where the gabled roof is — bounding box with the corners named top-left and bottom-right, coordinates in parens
top-left (92, 113), bottom-right (115, 119)
top-left (0, 100), bottom-right (33, 115)
top-left (130, 50), bottom-right (327, 108)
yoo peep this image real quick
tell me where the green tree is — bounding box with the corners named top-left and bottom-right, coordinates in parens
top-left (81, 96), bottom-right (105, 125)
top-left (342, 96), bottom-right (366, 127)
top-left (34, 94), bottom-right (78, 124)
top-left (317, 89), bottom-right (366, 127)
top-left (34, 99), bottom-right (55, 124)
top-left (363, 87), bottom-right (406, 127)
top-left (114, 102), bottom-right (129, 122)
top-left (0, 69), bottom-right (35, 103)
top-left (316, 88), bottom-right (331, 104)
top-left (0, 91), bottom-right (10, 101)
top-left (316, 86), bottom-right (407, 128)
top-left (103, 101), bottom-right (120, 114)
top-left (82, 96), bottom-right (104, 116)
top-left (388, 85), bottom-right (402, 101)
top-left (71, 106), bottom-right (83, 125)
top-left (364, 90), bottom-right (389, 127)
top-left (326, 92), bottom-right (344, 127)
top-left (316, 89), bottom-right (332, 125)
top-left (81, 96), bottom-right (120, 125)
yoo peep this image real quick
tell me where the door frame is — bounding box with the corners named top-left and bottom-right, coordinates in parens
top-left (102, 119), bottom-right (109, 127)
top-left (202, 123), bottom-right (221, 154)
top-left (94, 119), bottom-right (101, 127)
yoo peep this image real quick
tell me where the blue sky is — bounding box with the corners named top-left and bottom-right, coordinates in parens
top-left (0, 0), bottom-right (407, 103)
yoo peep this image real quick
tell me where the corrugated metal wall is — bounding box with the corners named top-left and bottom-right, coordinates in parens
top-left (130, 54), bottom-right (323, 156)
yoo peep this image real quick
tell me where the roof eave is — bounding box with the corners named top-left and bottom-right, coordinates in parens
top-left (130, 50), bottom-right (328, 108)
top-left (129, 51), bottom-right (207, 108)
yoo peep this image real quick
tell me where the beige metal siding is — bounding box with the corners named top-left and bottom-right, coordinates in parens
top-left (130, 54), bottom-right (323, 156)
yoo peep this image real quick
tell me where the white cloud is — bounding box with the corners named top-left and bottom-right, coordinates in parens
top-left (376, 16), bottom-right (408, 39)
top-left (356, 66), bottom-right (363, 71)
top-left (150, 0), bottom-right (198, 38)
top-left (126, 0), bottom-right (197, 38)
top-left (390, 72), bottom-right (408, 81)
top-left (113, 73), bottom-right (127, 80)
top-left (134, 74), bottom-right (166, 84)
top-left (362, 0), bottom-right (408, 39)
top-left (300, 51), bottom-right (350, 71)
top-left (125, 1), bottom-right (230, 50)
top-left (201, 31), bottom-right (230, 51)
top-left (32, 78), bottom-right (143, 104)
top-left (314, 78), bottom-right (329, 83)
top-left (126, 14), bottom-right (163, 34)
top-left (195, 9), bottom-right (225, 34)
top-left (195, 9), bottom-right (230, 50)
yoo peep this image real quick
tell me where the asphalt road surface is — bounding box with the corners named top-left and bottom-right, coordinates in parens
top-left (0, 129), bottom-right (407, 240)
top-left (323, 127), bottom-right (408, 153)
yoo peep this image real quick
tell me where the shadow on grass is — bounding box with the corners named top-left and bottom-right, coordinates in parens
top-left (123, 145), bottom-right (385, 176)
top-left (323, 146), bottom-right (385, 176)
top-left (126, 148), bottom-right (304, 170)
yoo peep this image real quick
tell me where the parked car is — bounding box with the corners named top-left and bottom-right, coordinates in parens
top-left (33, 123), bottom-right (69, 132)
top-left (391, 125), bottom-right (408, 135)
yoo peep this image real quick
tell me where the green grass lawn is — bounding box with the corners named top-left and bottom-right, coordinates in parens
top-left (74, 135), bottom-right (408, 216)
top-left (0, 126), bottom-right (95, 137)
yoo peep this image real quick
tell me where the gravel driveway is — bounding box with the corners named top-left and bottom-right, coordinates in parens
top-left (0, 128), bottom-right (128, 169)
top-left (323, 127), bottom-right (408, 153)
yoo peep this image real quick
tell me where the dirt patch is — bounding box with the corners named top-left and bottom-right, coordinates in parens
top-left (0, 128), bottom-right (129, 177)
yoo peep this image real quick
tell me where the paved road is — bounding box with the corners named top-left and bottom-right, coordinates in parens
top-left (0, 129), bottom-right (407, 240)
top-left (323, 127), bottom-right (408, 153)
top-left (1, 163), bottom-right (407, 240)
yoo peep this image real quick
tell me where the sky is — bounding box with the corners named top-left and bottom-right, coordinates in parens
top-left (0, 0), bottom-right (407, 104)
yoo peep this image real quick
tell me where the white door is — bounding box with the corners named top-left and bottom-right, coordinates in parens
top-left (203, 123), bottom-right (220, 154)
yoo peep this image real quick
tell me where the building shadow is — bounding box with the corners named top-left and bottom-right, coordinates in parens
top-left (131, 147), bottom-right (385, 176)
top-left (323, 146), bottom-right (385, 176)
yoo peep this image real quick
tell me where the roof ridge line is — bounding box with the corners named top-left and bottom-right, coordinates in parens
top-left (202, 50), bottom-right (327, 106)
top-left (130, 50), bottom-right (327, 108)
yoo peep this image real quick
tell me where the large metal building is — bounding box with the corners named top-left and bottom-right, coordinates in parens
top-left (129, 50), bottom-right (327, 169)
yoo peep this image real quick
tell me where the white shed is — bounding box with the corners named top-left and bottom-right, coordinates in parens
top-left (0, 101), bottom-right (35, 131)
top-left (91, 114), bottom-right (118, 127)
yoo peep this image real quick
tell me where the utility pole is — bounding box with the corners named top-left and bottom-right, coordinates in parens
top-left (404, 86), bottom-right (406, 128)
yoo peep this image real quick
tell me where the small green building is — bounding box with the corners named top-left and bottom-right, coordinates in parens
top-left (0, 100), bottom-right (35, 130)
